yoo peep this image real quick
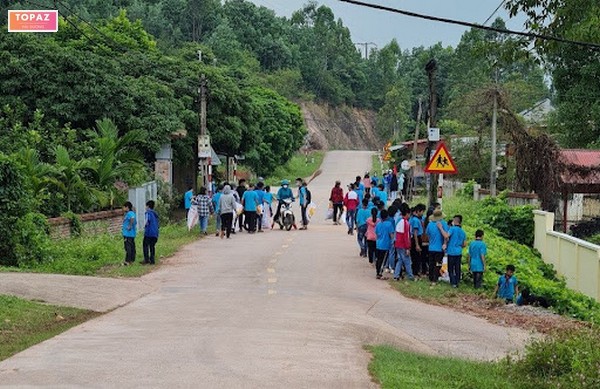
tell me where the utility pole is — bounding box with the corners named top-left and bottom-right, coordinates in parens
top-left (490, 87), bottom-right (498, 197)
top-left (198, 74), bottom-right (209, 191)
top-left (425, 59), bottom-right (438, 208)
top-left (354, 42), bottom-right (377, 59)
top-left (407, 98), bottom-right (423, 202)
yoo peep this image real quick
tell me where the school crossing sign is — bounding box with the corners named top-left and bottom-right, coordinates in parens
top-left (424, 142), bottom-right (458, 174)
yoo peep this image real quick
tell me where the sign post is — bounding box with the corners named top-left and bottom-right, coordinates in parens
top-left (424, 142), bottom-right (458, 207)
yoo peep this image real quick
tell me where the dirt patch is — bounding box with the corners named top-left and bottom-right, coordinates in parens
top-left (437, 293), bottom-right (585, 334)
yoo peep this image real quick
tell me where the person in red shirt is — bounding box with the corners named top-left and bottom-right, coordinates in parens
top-left (394, 207), bottom-right (415, 280)
top-left (329, 181), bottom-right (344, 225)
top-left (343, 183), bottom-right (360, 235)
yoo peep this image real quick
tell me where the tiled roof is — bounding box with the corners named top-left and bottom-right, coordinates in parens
top-left (560, 149), bottom-right (600, 191)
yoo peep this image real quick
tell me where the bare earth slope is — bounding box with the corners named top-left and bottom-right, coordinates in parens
top-left (301, 101), bottom-right (381, 150)
top-left (0, 151), bottom-right (530, 388)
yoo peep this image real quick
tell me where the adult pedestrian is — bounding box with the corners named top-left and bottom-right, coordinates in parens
top-left (329, 181), bottom-right (344, 225)
top-left (447, 215), bottom-right (467, 288)
top-left (242, 183), bottom-right (259, 234)
top-left (255, 182), bottom-right (266, 232)
top-left (236, 179), bottom-right (247, 232)
top-left (219, 185), bottom-right (236, 239)
top-left (143, 200), bottom-right (159, 265)
top-left (356, 199), bottom-right (370, 257)
top-left (195, 187), bottom-right (214, 236)
top-left (390, 171), bottom-right (399, 202)
top-left (122, 201), bottom-right (136, 266)
top-left (425, 209), bottom-right (449, 285)
top-left (297, 178), bottom-right (309, 230)
top-left (394, 207), bottom-right (414, 281)
top-left (212, 185), bottom-right (223, 237)
top-left (344, 183), bottom-right (359, 235)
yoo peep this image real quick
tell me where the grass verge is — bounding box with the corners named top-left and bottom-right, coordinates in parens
top-left (0, 221), bottom-right (210, 277)
top-left (0, 295), bottom-right (97, 361)
top-left (367, 345), bottom-right (514, 389)
top-left (265, 151), bottom-right (324, 186)
top-left (371, 152), bottom-right (382, 175)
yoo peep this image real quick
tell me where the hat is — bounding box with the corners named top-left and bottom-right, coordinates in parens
top-left (430, 209), bottom-right (445, 221)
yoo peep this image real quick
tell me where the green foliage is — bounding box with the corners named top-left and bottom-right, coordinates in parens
top-left (13, 213), bottom-right (52, 267)
top-left (458, 179), bottom-right (477, 199)
top-left (62, 211), bottom-right (82, 237)
top-left (478, 195), bottom-right (535, 246)
top-left (443, 196), bottom-right (600, 323)
top-left (506, 330), bottom-right (600, 389)
top-left (264, 151), bottom-right (324, 186)
top-left (0, 295), bottom-right (95, 361)
top-left (368, 345), bottom-right (514, 389)
top-left (155, 179), bottom-right (180, 223)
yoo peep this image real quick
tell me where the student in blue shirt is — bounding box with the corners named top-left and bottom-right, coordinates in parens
top-left (143, 200), bottom-right (159, 265)
top-left (184, 187), bottom-right (194, 211)
top-left (447, 215), bottom-right (467, 288)
top-left (356, 199), bottom-right (371, 257)
top-left (494, 264), bottom-right (519, 303)
top-left (242, 183), bottom-right (259, 233)
top-left (410, 204), bottom-right (426, 276)
top-left (122, 201), bottom-right (137, 266)
top-left (212, 185), bottom-right (223, 236)
top-left (468, 229), bottom-right (488, 288)
top-left (385, 205), bottom-right (398, 273)
top-left (255, 182), bottom-right (266, 232)
top-left (375, 210), bottom-right (395, 279)
top-left (376, 184), bottom-right (388, 205)
top-left (425, 209), bottom-right (449, 284)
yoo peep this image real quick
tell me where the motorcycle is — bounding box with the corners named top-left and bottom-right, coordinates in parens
top-left (276, 198), bottom-right (296, 231)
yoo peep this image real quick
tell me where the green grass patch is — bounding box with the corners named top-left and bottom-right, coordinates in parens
top-left (0, 221), bottom-right (209, 277)
top-left (0, 295), bottom-right (97, 361)
top-left (368, 345), bottom-right (514, 389)
top-left (372, 152), bottom-right (382, 175)
top-left (389, 277), bottom-right (486, 305)
top-left (265, 151), bottom-right (324, 186)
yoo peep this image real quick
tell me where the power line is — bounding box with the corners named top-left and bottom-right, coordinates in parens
top-left (338, 0), bottom-right (600, 50)
top-left (483, 0), bottom-right (506, 26)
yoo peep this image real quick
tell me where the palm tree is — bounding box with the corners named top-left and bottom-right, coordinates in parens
top-left (89, 118), bottom-right (146, 208)
top-left (51, 145), bottom-right (97, 212)
top-left (15, 148), bottom-right (59, 200)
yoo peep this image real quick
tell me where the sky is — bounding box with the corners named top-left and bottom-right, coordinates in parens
top-left (248, 0), bottom-right (528, 50)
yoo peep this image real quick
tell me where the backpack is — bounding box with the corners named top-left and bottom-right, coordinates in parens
top-left (306, 188), bottom-right (312, 204)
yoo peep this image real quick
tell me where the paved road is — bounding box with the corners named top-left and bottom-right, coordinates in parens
top-left (0, 151), bottom-right (531, 388)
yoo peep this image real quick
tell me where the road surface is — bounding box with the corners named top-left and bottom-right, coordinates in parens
top-left (0, 151), bottom-right (531, 388)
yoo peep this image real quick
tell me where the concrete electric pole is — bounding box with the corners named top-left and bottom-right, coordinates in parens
top-left (198, 74), bottom-right (210, 191)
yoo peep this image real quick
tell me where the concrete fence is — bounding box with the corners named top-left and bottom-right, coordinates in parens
top-left (534, 210), bottom-right (600, 301)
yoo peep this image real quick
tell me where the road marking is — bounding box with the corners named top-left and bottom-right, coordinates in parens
top-left (268, 278), bottom-right (278, 283)
top-left (267, 268), bottom-right (275, 273)
top-left (268, 289), bottom-right (277, 295)
top-left (282, 245), bottom-right (289, 248)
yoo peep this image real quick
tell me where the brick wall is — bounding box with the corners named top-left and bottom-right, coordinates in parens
top-left (48, 209), bottom-right (124, 239)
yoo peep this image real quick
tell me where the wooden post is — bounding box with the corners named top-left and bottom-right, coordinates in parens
top-left (563, 188), bottom-right (568, 233)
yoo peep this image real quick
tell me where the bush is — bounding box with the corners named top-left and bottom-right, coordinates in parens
top-left (155, 179), bottom-right (179, 223)
top-left (0, 154), bottom-right (34, 266)
top-left (458, 179), bottom-right (477, 199)
top-left (506, 330), bottom-right (600, 388)
top-left (477, 195), bottom-right (535, 246)
top-left (13, 213), bottom-right (52, 267)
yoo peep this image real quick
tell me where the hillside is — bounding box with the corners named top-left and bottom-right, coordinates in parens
top-left (301, 102), bottom-right (382, 151)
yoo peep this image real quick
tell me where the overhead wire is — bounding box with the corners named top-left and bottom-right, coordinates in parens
top-left (338, 0), bottom-right (600, 50)
top-left (483, 0), bottom-right (506, 26)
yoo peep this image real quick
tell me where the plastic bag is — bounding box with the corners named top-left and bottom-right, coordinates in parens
top-left (235, 202), bottom-right (244, 216)
top-left (307, 202), bottom-right (317, 220)
top-left (187, 205), bottom-right (198, 231)
top-left (325, 207), bottom-right (333, 220)
top-left (256, 204), bottom-right (263, 215)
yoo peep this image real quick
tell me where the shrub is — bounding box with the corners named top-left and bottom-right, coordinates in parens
top-left (0, 154), bottom-right (34, 266)
top-left (477, 195), bottom-right (535, 246)
top-left (506, 330), bottom-right (600, 388)
top-left (13, 212), bottom-right (52, 267)
top-left (458, 179), bottom-right (477, 199)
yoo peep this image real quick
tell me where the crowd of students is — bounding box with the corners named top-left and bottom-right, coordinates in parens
top-left (185, 177), bottom-right (312, 239)
top-left (330, 174), bottom-right (520, 303)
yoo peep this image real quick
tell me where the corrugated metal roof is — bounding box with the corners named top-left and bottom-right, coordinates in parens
top-left (561, 149), bottom-right (600, 168)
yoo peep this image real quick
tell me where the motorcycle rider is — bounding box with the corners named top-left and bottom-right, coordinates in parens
top-left (273, 179), bottom-right (296, 229)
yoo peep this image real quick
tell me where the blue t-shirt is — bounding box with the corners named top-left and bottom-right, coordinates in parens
top-left (263, 192), bottom-right (273, 204)
top-left (122, 210), bottom-right (136, 238)
top-left (255, 189), bottom-right (265, 205)
top-left (426, 220), bottom-right (448, 252)
top-left (184, 190), bottom-right (194, 209)
top-left (468, 240), bottom-right (488, 272)
top-left (242, 190), bottom-right (259, 211)
top-left (212, 192), bottom-right (222, 214)
top-left (144, 209), bottom-right (159, 238)
top-left (409, 215), bottom-right (423, 237)
top-left (447, 226), bottom-right (466, 256)
top-left (356, 207), bottom-right (371, 227)
top-left (497, 275), bottom-right (518, 300)
top-left (378, 190), bottom-right (388, 204)
top-left (376, 219), bottom-right (395, 250)
top-left (299, 187), bottom-right (307, 206)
